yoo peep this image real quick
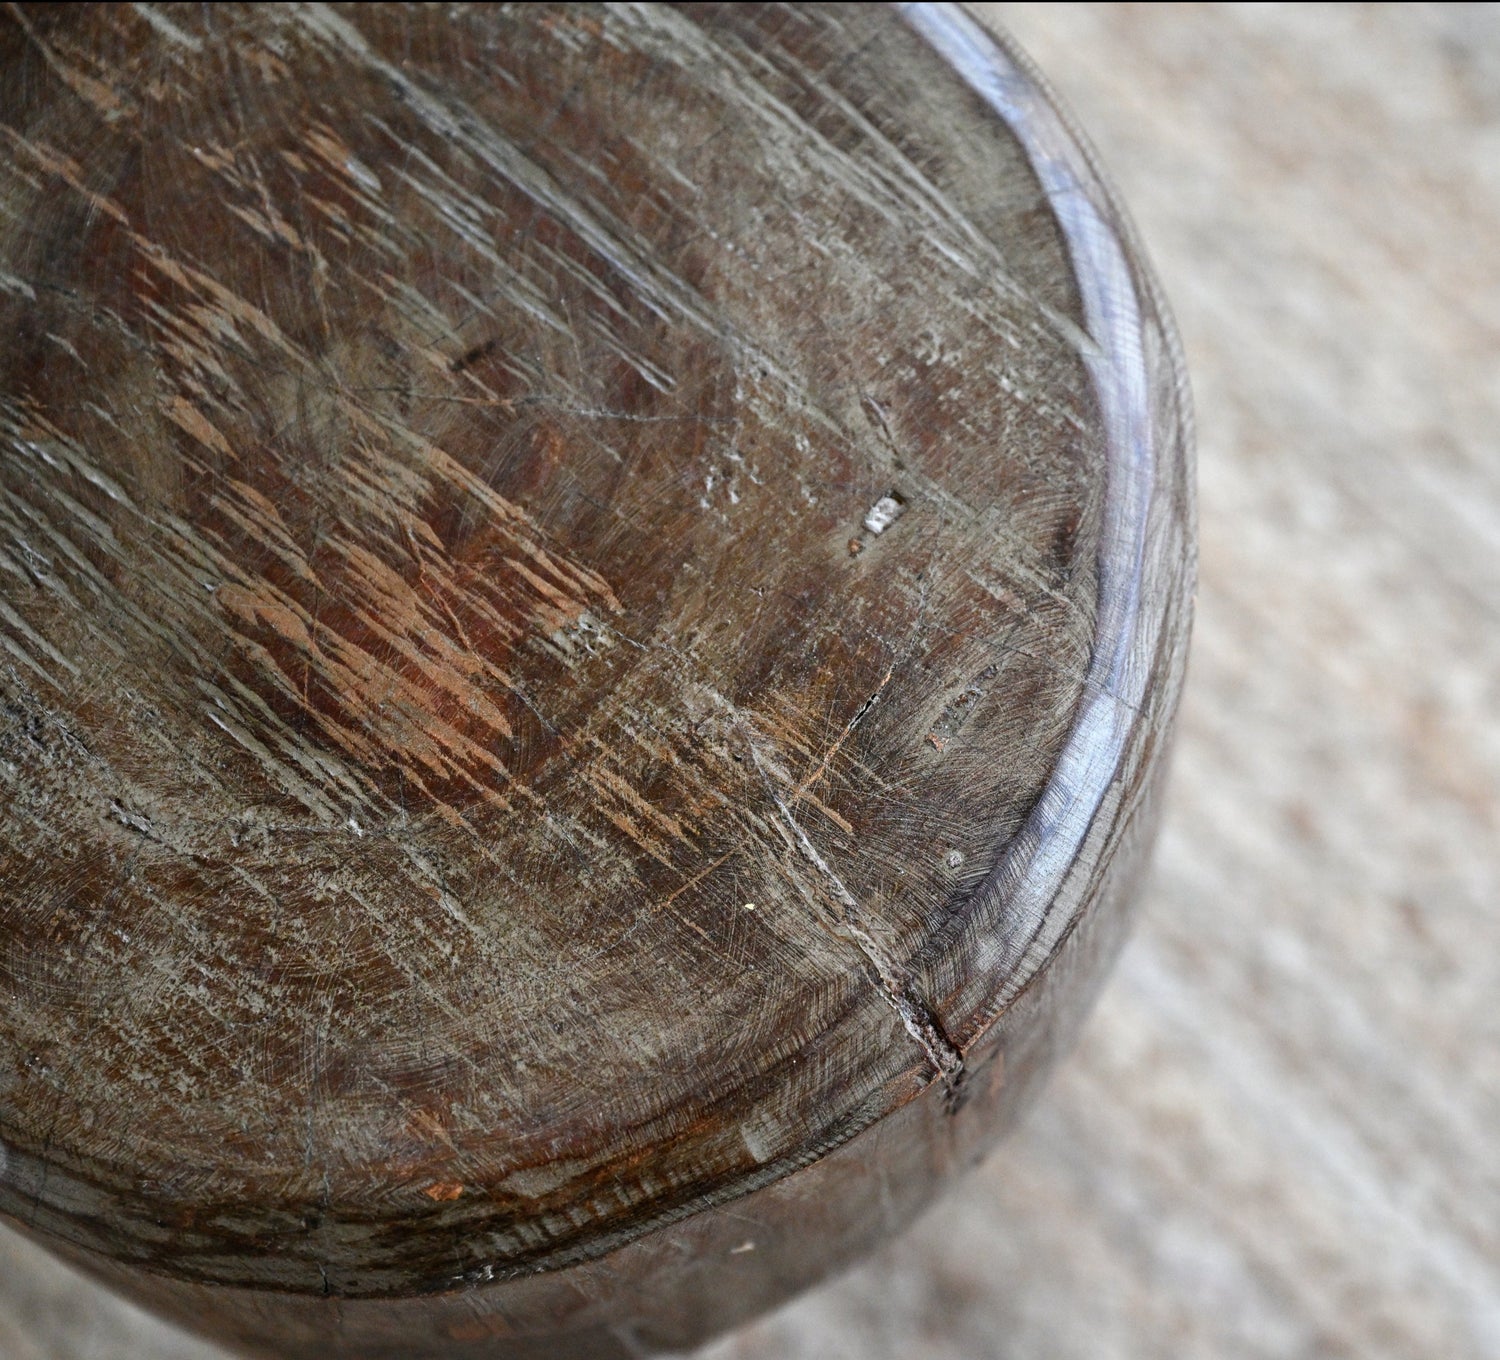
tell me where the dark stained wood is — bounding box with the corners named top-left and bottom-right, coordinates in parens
top-left (0, 3), bottom-right (1192, 1356)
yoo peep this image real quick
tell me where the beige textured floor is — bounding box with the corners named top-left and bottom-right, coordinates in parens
top-left (4, 4), bottom-right (1499, 1357)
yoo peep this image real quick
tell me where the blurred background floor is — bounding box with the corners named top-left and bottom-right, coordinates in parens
top-left (4, 4), bottom-right (1499, 1358)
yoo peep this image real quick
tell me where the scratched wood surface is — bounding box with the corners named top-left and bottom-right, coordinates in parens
top-left (695, 5), bottom-right (1497, 1360)
top-left (1, 2), bottom-right (1489, 1358)
top-left (0, 4), bottom-right (1195, 1357)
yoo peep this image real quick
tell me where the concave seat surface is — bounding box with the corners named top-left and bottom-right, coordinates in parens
top-left (0, 0), bottom-right (1189, 1338)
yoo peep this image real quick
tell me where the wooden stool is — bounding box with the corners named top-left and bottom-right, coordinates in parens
top-left (0, 4), bottom-right (1192, 1356)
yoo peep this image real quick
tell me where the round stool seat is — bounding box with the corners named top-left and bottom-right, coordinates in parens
top-left (0, 4), bottom-right (1192, 1356)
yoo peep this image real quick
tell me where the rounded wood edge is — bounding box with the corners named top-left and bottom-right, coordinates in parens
top-left (0, 5), bottom-right (1194, 1350)
top-left (42, 763), bottom-right (1173, 1360)
top-left (897, 3), bottom-right (1195, 1050)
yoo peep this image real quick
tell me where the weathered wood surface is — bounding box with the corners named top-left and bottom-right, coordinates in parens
top-left (693, 5), bottom-right (1496, 1359)
top-left (4, 2), bottom-right (1492, 1358)
top-left (0, 3), bottom-right (1190, 1357)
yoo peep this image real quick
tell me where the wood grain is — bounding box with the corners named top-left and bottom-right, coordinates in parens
top-left (0, 4), bottom-right (1190, 1357)
top-left (702, 5), bottom-right (1500, 1360)
top-left (14, 3), bottom-right (1489, 1360)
